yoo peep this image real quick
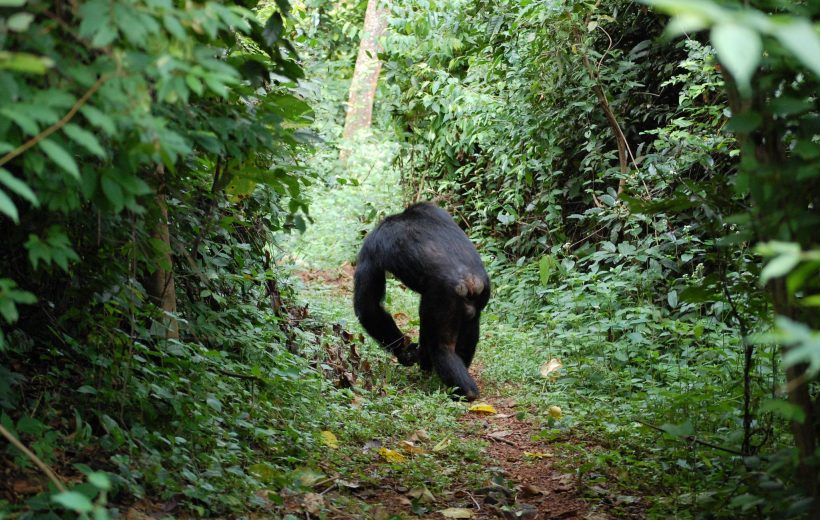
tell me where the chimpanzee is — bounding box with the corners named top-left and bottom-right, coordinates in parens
top-left (353, 202), bottom-right (490, 401)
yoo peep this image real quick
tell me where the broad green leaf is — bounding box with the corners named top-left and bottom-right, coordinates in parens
top-left (538, 255), bottom-right (554, 286)
top-left (761, 252), bottom-right (800, 284)
top-left (25, 234), bottom-right (50, 270)
top-left (0, 51), bottom-right (49, 74)
top-left (667, 290), bottom-right (678, 308)
top-left (0, 0), bottom-right (28, 7)
top-left (0, 168), bottom-right (38, 206)
top-left (0, 106), bottom-right (39, 135)
top-left (101, 176), bottom-right (124, 209)
top-left (0, 189), bottom-right (19, 223)
top-left (711, 23), bottom-right (761, 95)
top-left (80, 105), bottom-right (116, 135)
top-left (88, 472), bottom-right (111, 491)
top-left (185, 74), bottom-right (204, 96)
top-left (63, 124), bottom-right (106, 158)
top-left (163, 13), bottom-right (186, 40)
top-left (665, 13), bottom-right (707, 36)
top-left (774, 20), bottom-right (820, 79)
top-left (39, 139), bottom-right (80, 179)
top-left (660, 420), bottom-right (694, 438)
top-left (759, 398), bottom-right (806, 423)
top-left (52, 491), bottom-right (93, 513)
top-left (7, 12), bottom-right (34, 32)
top-left (206, 396), bottom-right (222, 412)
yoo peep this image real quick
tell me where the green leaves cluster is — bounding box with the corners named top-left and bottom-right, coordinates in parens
top-left (0, 0), bottom-right (335, 517)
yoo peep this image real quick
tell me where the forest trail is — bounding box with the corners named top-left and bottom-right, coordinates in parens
top-left (282, 144), bottom-right (627, 519)
top-left (291, 263), bottom-right (603, 519)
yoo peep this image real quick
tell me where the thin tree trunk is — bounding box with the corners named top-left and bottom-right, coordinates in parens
top-left (340, 0), bottom-right (388, 163)
top-left (145, 165), bottom-right (179, 339)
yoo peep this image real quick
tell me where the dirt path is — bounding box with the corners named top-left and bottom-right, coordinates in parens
top-left (295, 267), bottom-right (601, 519)
top-left (451, 385), bottom-right (594, 519)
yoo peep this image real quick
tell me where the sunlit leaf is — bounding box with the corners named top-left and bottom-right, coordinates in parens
top-left (539, 358), bottom-right (562, 378)
top-left (711, 23), bottom-right (761, 95)
top-left (52, 491), bottom-right (93, 513)
top-left (377, 447), bottom-right (406, 463)
top-left (439, 507), bottom-right (475, 518)
top-left (468, 403), bottom-right (497, 415)
top-left (523, 451), bottom-right (553, 459)
top-left (320, 430), bottom-right (338, 449)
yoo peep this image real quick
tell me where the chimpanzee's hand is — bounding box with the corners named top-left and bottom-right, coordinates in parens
top-left (395, 342), bottom-right (420, 366)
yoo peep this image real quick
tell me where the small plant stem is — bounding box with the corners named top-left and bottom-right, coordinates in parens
top-left (0, 423), bottom-right (67, 492)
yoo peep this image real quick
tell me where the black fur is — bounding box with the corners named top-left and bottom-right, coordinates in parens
top-left (353, 202), bottom-right (490, 401)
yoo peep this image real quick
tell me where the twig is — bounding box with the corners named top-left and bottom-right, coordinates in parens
top-left (718, 256), bottom-right (754, 456)
top-left (485, 434), bottom-right (518, 448)
top-left (0, 75), bottom-right (108, 169)
top-left (466, 490), bottom-right (482, 511)
top-left (576, 28), bottom-right (649, 198)
top-left (634, 419), bottom-right (744, 456)
top-left (0, 423), bottom-right (66, 492)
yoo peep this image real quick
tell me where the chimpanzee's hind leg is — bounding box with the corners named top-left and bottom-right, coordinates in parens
top-left (419, 291), bottom-right (479, 400)
top-left (455, 317), bottom-right (480, 369)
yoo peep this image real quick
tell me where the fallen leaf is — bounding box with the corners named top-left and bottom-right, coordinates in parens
top-left (408, 486), bottom-right (436, 503)
top-left (378, 447), bottom-right (407, 463)
top-left (336, 479), bottom-right (360, 489)
top-left (12, 480), bottom-right (42, 494)
top-left (523, 451), bottom-right (553, 459)
top-left (439, 507), bottom-right (475, 518)
top-left (468, 403), bottom-right (497, 415)
top-left (400, 440), bottom-right (425, 454)
top-left (432, 436), bottom-right (452, 452)
top-left (540, 357), bottom-right (562, 378)
top-left (487, 430), bottom-right (513, 439)
top-left (320, 430), bottom-right (339, 449)
top-left (548, 405), bottom-right (562, 419)
top-left (519, 484), bottom-right (546, 497)
top-left (293, 468), bottom-right (325, 487)
top-left (303, 492), bottom-right (324, 514)
top-left (350, 395), bottom-right (365, 408)
top-left (409, 429), bottom-right (430, 442)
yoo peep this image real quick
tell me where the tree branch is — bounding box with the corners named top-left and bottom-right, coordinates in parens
top-left (0, 75), bottom-right (108, 169)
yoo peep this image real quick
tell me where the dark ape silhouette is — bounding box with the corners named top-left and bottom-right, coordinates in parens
top-left (353, 202), bottom-right (490, 401)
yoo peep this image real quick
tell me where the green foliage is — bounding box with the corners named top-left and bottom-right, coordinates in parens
top-left (382, 0), bottom-right (819, 516)
top-left (0, 0), bottom-right (338, 516)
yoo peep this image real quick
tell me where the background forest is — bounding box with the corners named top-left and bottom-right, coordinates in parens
top-left (0, 0), bottom-right (818, 519)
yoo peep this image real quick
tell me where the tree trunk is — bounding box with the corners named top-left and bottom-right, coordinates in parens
top-left (340, 0), bottom-right (388, 163)
top-left (145, 165), bottom-right (179, 339)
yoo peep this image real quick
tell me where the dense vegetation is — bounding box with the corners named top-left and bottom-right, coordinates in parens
top-left (1, 0), bottom-right (818, 518)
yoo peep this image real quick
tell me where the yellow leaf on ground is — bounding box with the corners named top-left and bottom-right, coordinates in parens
top-left (548, 405), bottom-right (562, 419)
top-left (540, 357), bottom-right (562, 378)
top-left (523, 451), bottom-right (553, 459)
top-left (378, 447), bottom-right (407, 463)
top-left (439, 507), bottom-right (475, 518)
top-left (468, 403), bottom-right (497, 414)
top-left (320, 430), bottom-right (339, 449)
